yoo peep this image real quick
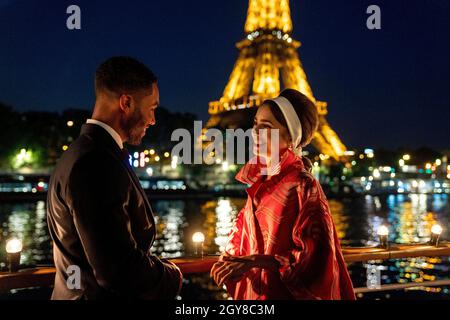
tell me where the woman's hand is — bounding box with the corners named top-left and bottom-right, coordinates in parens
top-left (210, 255), bottom-right (256, 287)
top-left (210, 254), bottom-right (280, 287)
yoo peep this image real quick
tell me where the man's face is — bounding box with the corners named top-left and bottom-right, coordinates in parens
top-left (122, 83), bottom-right (159, 145)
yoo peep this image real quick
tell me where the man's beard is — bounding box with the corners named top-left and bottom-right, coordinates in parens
top-left (121, 107), bottom-right (146, 146)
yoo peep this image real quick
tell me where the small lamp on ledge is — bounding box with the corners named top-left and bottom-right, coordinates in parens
top-left (6, 238), bottom-right (22, 272)
top-left (430, 224), bottom-right (443, 247)
top-left (377, 225), bottom-right (389, 249)
top-left (192, 232), bottom-right (205, 258)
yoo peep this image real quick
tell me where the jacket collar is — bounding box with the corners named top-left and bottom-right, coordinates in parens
top-left (86, 119), bottom-right (123, 149)
top-left (80, 123), bottom-right (123, 155)
top-left (235, 148), bottom-right (305, 186)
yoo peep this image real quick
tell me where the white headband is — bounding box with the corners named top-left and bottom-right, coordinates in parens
top-left (269, 96), bottom-right (303, 156)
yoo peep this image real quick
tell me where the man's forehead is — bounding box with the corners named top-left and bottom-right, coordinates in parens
top-left (152, 83), bottom-right (160, 105)
top-left (141, 83), bottom-right (159, 105)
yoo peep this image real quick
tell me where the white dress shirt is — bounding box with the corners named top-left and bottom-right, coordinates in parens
top-left (86, 119), bottom-right (123, 149)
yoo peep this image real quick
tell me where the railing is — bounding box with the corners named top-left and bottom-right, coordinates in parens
top-left (1, 243), bottom-right (450, 295)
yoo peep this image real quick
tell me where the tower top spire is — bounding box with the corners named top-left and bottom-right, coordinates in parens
top-left (244, 0), bottom-right (293, 34)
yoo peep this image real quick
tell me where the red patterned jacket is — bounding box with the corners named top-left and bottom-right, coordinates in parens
top-left (224, 149), bottom-right (356, 300)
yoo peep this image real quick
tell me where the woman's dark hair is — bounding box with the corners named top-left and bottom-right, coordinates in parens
top-left (264, 88), bottom-right (319, 171)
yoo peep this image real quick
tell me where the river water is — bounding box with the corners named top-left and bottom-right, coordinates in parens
top-left (0, 194), bottom-right (449, 299)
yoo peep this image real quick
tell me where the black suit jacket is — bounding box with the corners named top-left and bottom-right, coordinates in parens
top-left (47, 123), bottom-right (181, 299)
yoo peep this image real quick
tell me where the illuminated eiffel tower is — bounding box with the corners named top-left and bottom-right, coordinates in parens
top-left (206, 0), bottom-right (346, 160)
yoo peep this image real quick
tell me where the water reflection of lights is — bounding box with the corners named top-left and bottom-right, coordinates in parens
top-left (201, 201), bottom-right (220, 254)
top-left (357, 175), bottom-right (449, 195)
top-left (373, 197), bottom-right (382, 210)
top-left (200, 199), bottom-right (244, 254)
top-left (365, 195), bottom-right (387, 246)
top-left (364, 193), bottom-right (449, 295)
top-left (2, 202), bottom-right (52, 265)
top-left (0, 195), bottom-right (448, 298)
top-left (432, 194), bottom-right (448, 211)
top-left (33, 201), bottom-right (51, 262)
top-left (214, 199), bottom-right (235, 252)
top-left (327, 200), bottom-right (349, 244)
top-left (396, 194), bottom-right (441, 244)
top-left (152, 201), bottom-right (186, 258)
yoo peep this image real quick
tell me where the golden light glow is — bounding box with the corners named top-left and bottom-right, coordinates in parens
top-left (313, 124), bottom-right (346, 160)
top-left (66, 120), bottom-right (74, 127)
top-left (192, 232), bottom-right (205, 244)
top-left (344, 151), bottom-right (356, 156)
top-left (220, 48), bottom-right (255, 103)
top-left (154, 156), bottom-right (160, 162)
top-left (6, 238), bottom-right (23, 253)
top-left (402, 154), bottom-right (410, 161)
top-left (328, 200), bottom-right (348, 242)
top-left (373, 169), bottom-right (380, 178)
top-left (222, 161), bottom-right (229, 172)
top-left (377, 225), bottom-right (389, 236)
top-left (164, 152), bottom-right (170, 158)
top-left (149, 149), bottom-right (155, 155)
top-left (252, 46), bottom-right (280, 97)
top-left (431, 224), bottom-right (443, 235)
top-left (244, 0), bottom-right (293, 34)
top-left (62, 145), bottom-right (68, 151)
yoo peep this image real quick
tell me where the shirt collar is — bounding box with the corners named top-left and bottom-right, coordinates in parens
top-left (235, 149), bottom-right (305, 186)
top-left (86, 119), bottom-right (123, 149)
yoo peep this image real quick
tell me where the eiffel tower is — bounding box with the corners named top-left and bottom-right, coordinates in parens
top-left (206, 0), bottom-right (346, 160)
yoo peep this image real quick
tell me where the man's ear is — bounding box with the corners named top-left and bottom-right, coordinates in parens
top-left (118, 94), bottom-right (132, 113)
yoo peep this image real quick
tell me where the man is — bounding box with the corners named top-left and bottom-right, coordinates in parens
top-left (47, 56), bottom-right (182, 299)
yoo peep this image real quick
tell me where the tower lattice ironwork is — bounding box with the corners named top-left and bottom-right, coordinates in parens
top-left (206, 0), bottom-right (346, 160)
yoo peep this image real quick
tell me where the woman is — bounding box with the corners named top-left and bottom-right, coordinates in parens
top-left (210, 89), bottom-right (355, 300)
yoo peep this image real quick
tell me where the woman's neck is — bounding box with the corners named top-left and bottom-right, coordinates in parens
top-left (262, 148), bottom-right (289, 180)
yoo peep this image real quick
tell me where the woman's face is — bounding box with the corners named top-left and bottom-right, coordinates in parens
top-left (253, 104), bottom-right (291, 162)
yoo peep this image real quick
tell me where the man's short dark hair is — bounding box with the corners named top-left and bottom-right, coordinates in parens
top-left (95, 56), bottom-right (157, 95)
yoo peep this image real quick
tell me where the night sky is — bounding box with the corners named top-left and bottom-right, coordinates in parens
top-left (0, 0), bottom-right (449, 150)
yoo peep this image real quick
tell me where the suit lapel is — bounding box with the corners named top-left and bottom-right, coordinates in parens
top-left (80, 124), bottom-right (156, 244)
top-left (119, 154), bottom-right (156, 244)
